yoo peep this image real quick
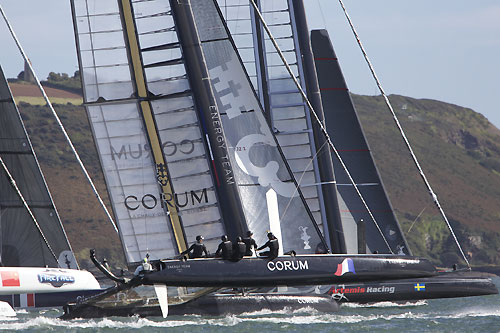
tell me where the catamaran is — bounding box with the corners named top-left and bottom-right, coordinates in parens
top-left (59, 0), bottom-right (457, 318)
top-left (58, 0), bottom-right (498, 319)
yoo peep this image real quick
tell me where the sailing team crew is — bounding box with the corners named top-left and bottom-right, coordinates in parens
top-left (180, 235), bottom-right (209, 259)
top-left (180, 231), bottom-right (278, 260)
top-left (257, 232), bottom-right (279, 259)
top-left (215, 235), bottom-right (233, 259)
top-left (242, 231), bottom-right (258, 256)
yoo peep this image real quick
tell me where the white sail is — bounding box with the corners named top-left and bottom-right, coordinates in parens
top-left (71, 0), bottom-right (225, 264)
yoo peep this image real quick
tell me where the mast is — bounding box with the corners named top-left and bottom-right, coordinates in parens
top-left (118, 0), bottom-right (188, 253)
top-left (169, 0), bottom-right (247, 240)
top-left (289, 0), bottom-right (346, 253)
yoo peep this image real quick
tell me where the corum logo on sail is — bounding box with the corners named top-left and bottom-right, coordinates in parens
top-left (124, 189), bottom-right (209, 211)
top-left (110, 140), bottom-right (195, 161)
top-left (267, 260), bottom-right (309, 271)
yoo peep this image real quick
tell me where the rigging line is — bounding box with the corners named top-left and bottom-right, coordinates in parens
top-left (279, 138), bottom-right (329, 222)
top-left (249, 0), bottom-right (393, 254)
top-left (0, 156), bottom-right (60, 266)
top-left (407, 205), bottom-right (428, 234)
top-left (336, 0), bottom-right (470, 268)
top-left (0, 5), bottom-right (118, 233)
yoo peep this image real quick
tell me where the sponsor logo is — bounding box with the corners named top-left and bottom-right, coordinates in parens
top-left (299, 226), bottom-right (311, 250)
top-left (328, 286), bottom-right (365, 294)
top-left (124, 189), bottom-right (209, 211)
top-left (110, 141), bottom-right (195, 161)
top-left (334, 258), bottom-right (356, 276)
top-left (37, 273), bottom-right (75, 288)
top-left (366, 286), bottom-right (395, 294)
top-left (386, 258), bottom-right (420, 266)
top-left (414, 283), bottom-right (426, 291)
top-left (328, 285), bottom-right (396, 295)
top-left (267, 260), bottom-right (309, 271)
top-left (297, 298), bottom-right (320, 304)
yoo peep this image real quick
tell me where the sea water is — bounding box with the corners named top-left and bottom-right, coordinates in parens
top-left (1, 277), bottom-right (500, 332)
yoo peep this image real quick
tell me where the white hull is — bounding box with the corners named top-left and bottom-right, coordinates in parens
top-left (0, 267), bottom-right (100, 295)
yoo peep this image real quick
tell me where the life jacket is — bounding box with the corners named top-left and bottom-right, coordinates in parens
top-left (219, 240), bottom-right (233, 260)
top-left (243, 237), bottom-right (257, 256)
top-left (191, 243), bottom-right (206, 258)
top-left (233, 241), bottom-right (246, 260)
top-left (268, 238), bottom-right (279, 257)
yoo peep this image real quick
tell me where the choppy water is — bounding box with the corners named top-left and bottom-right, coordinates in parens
top-left (2, 278), bottom-right (500, 332)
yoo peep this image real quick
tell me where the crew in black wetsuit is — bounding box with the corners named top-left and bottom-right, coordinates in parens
top-left (180, 235), bottom-right (208, 259)
top-left (232, 237), bottom-right (246, 261)
top-left (243, 231), bottom-right (258, 256)
top-left (215, 235), bottom-right (233, 260)
top-left (257, 232), bottom-right (279, 259)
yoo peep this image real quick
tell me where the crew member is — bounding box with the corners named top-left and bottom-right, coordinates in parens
top-left (232, 237), bottom-right (246, 261)
top-left (257, 232), bottom-right (279, 259)
top-left (181, 235), bottom-right (209, 259)
top-left (215, 235), bottom-right (233, 260)
top-left (134, 254), bottom-right (153, 275)
top-left (242, 230), bottom-right (258, 256)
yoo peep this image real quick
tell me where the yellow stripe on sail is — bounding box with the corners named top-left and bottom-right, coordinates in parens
top-left (121, 0), bottom-right (187, 253)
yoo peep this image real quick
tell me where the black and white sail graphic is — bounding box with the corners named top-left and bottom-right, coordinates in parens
top-left (190, 1), bottom-right (326, 253)
top-left (0, 65), bottom-right (76, 268)
top-left (311, 29), bottom-right (410, 255)
top-left (217, 0), bottom-right (337, 252)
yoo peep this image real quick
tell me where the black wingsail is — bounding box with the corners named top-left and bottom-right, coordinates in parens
top-left (311, 29), bottom-right (410, 255)
top-left (0, 65), bottom-right (76, 268)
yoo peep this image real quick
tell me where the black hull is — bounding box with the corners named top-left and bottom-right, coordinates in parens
top-left (145, 255), bottom-right (436, 287)
top-left (327, 270), bottom-right (498, 303)
top-left (61, 293), bottom-right (338, 319)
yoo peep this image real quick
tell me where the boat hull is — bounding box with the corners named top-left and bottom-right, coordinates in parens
top-left (327, 270), bottom-right (498, 303)
top-left (144, 254), bottom-right (437, 287)
top-left (0, 267), bottom-right (103, 308)
top-left (61, 293), bottom-right (339, 319)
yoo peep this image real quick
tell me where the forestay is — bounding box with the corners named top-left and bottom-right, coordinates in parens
top-left (217, 0), bottom-right (331, 248)
top-left (0, 65), bottom-right (76, 268)
top-left (71, 0), bottom-right (226, 264)
top-left (190, 1), bottom-right (326, 253)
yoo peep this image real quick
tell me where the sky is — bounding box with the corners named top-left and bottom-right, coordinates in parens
top-left (0, 1), bottom-right (499, 128)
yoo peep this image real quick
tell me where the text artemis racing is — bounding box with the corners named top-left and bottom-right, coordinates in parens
top-left (211, 107), bottom-right (234, 185)
top-left (329, 286), bottom-right (396, 294)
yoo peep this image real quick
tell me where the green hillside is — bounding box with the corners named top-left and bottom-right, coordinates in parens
top-left (353, 94), bottom-right (500, 267)
top-left (16, 94), bottom-right (500, 269)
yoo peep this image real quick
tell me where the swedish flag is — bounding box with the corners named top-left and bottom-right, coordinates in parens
top-left (414, 283), bottom-right (426, 291)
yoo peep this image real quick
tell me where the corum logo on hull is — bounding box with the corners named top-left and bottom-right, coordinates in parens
top-left (267, 260), bottom-right (309, 271)
top-left (37, 274), bottom-right (75, 288)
